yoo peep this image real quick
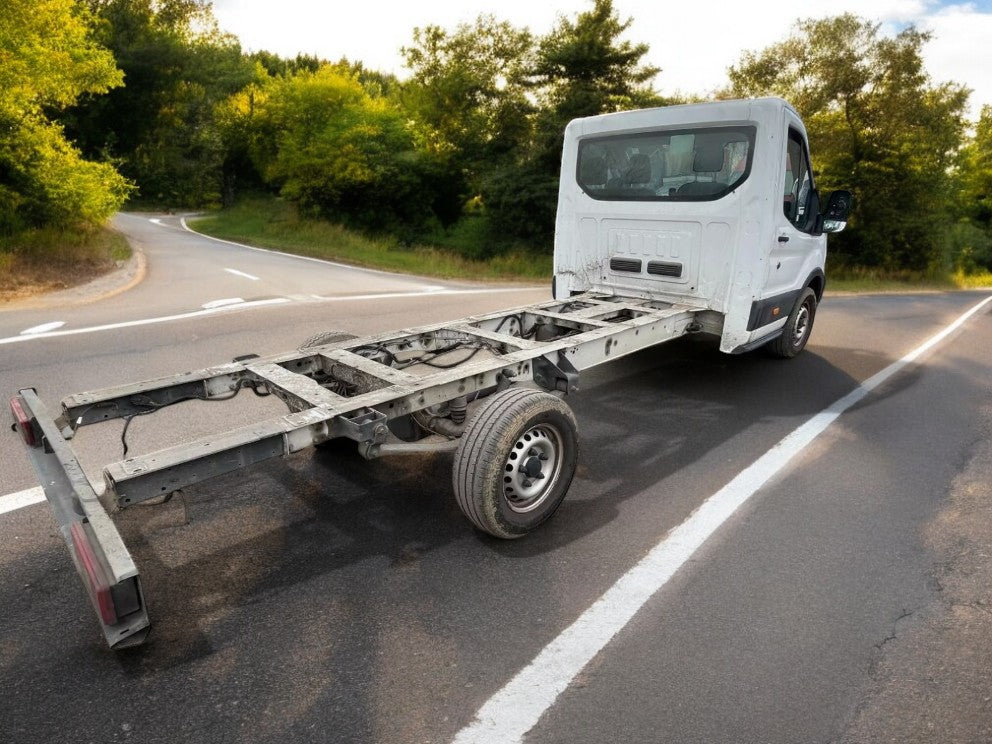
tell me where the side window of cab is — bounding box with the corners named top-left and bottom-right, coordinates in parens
top-left (784, 129), bottom-right (814, 232)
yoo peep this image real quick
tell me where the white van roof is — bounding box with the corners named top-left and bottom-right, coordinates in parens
top-left (564, 97), bottom-right (798, 139)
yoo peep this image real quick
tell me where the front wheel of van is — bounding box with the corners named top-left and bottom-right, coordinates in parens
top-left (767, 288), bottom-right (817, 359)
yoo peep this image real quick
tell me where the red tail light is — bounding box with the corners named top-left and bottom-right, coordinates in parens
top-left (9, 395), bottom-right (36, 447)
top-left (70, 522), bottom-right (118, 625)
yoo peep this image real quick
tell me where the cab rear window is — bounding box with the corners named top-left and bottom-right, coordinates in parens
top-left (576, 125), bottom-right (756, 201)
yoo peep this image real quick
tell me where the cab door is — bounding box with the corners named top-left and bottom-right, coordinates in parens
top-left (764, 121), bottom-right (825, 300)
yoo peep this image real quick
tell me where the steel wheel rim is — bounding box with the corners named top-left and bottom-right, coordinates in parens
top-left (793, 301), bottom-right (811, 346)
top-left (503, 425), bottom-right (564, 513)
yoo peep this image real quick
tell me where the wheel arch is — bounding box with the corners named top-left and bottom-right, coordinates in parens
top-left (805, 268), bottom-right (826, 301)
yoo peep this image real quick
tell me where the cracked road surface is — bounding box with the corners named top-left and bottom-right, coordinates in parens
top-left (838, 404), bottom-right (992, 744)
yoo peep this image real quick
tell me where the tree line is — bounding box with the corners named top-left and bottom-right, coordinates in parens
top-left (3, 0), bottom-right (991, 274)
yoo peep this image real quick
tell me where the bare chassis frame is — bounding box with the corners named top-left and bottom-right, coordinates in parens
top-left (13, 292), bottom-right (710, 647)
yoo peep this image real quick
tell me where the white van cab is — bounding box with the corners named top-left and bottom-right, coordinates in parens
top-left (553, 97), bottom-right (852, 356)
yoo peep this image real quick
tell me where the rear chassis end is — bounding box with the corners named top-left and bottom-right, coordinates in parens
top-left (10, 391), bottom-right (149, 648)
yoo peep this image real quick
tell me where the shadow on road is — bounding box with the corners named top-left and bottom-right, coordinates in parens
top-left (0, 334), bottom-right (908, 743)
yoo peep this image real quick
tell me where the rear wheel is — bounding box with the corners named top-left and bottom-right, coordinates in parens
top-left (766, 287), bottom-right (817, 358)
top-left (452, 387), bottom-right (578, 539)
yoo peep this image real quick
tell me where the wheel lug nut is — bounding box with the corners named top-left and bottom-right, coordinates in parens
top-left (522, 479), bottom-right (533, 488)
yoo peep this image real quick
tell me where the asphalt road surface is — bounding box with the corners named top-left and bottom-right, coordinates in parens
top-left (1, 214), bottom-right (990, 744)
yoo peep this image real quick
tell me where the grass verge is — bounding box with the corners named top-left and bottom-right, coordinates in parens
top-left (0, 225), bottom-right (131, 304)
top-left (826, 264), bottom-right (992, 293)
top-left (189, 199), bottom-right (551, 282)
top-left (951, 271), bottom-right (992, 289)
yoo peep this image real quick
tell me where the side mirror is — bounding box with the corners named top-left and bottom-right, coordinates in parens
top-left (820, 190), bottom-right (853, 233)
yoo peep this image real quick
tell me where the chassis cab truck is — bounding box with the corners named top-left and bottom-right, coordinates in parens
top-left (9, 97), bottom-right (851, 647)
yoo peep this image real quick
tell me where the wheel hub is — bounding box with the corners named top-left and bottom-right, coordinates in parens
top-left (793, 303), bottom-right (810, 345)
top-left (522, 454), bottom-right (544, 478)
top-left (503, 426), bottom-right (563, 513)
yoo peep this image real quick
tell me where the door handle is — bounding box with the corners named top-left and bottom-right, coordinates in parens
top-left (777, 235), bottom-right (790, 243)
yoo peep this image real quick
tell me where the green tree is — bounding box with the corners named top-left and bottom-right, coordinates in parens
top-left (957, 106), bottom-right (992, 229)
top-left (728, 14), bottom-right (970, 272)
top-left (242, 65), bottom-right (447, 236)
top-left (401, 17), bottom-right (535, 232)
top-left (65, 0), bottom-right (254, 206)
top-left (0, 0), bottom-right (131, 232)
top-left (950, 106), bottom-right (992, 272)
top-left (402, 18), bottom-right (534, 163)
top-left (250, 51), bottom-right (324, 78)
top-left (530, 0), bottom-right (660, 128)
top-left (488, 0), bottom-right (663, 247)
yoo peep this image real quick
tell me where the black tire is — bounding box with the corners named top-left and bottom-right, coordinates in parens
top-left (299, 330), bottom-right (357, 350)
top-left (766, 287), bottom-right (817, 359)
top-left (452, 387), bottom-right (578, 539)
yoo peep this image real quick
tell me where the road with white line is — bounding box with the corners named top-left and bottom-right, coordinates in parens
top-left (1, 215), bottom-right (991, 743)
top-left (0, 213), bottom-right (534, 346)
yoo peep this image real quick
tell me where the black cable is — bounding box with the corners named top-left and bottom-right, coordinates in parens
top-left (351, 336), bottom-right (504, 373)
top-left (389, 341), bottom-right (471, 369)
top-left (115, 339), bottom-right (496, 458)
top-left (119, 378), bottom-right (264, 458)
top-left (353, 344), bottom-right (399, 365)
top-left (415, 345), bottom-right (486, 368)
top-left (121, 415), bottom-right (136, 458)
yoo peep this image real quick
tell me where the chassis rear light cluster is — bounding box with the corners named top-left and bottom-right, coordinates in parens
top-left (70, 522), bottom-right (119, 625)
top-left (68, 522), bottom-right (143, 628)
top-left (9, 395), bottom-right (37, 447)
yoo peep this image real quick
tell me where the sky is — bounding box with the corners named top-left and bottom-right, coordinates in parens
top-left (211, 0), bottom-right (992, 120)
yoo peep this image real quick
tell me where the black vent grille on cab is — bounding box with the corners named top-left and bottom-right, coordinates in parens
top-left (610, 258), bottom-right (642, 273)
top-left (647, 261), bottom-right (683, 278)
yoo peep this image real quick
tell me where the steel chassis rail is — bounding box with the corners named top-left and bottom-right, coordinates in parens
top-left (10, 292), bottom-right (708, 647)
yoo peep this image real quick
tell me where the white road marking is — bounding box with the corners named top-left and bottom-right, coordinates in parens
top-left (224, 268), bottom-right (260, 281)
top-left (451, 293), bottom-right (992, 744)
top-left (0, 298), bottom-right (290, 346)
top-left (0, 287), bottom-right (539, 346)
top-left (0, 487), bottom-right (45, 516)
top-left (179, 216), bottom-right (451, 283)
top-left (19, 321), bottom-right (66, 335)
top-left (149, 218), bottom-right (163, 225)
top-left (202, 297), bottom-right (245, 309)
top-left (306, 287), bottom-right (535, 303)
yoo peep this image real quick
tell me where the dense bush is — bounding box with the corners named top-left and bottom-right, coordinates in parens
top-left (229, 67), bottom-right (454, 238)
